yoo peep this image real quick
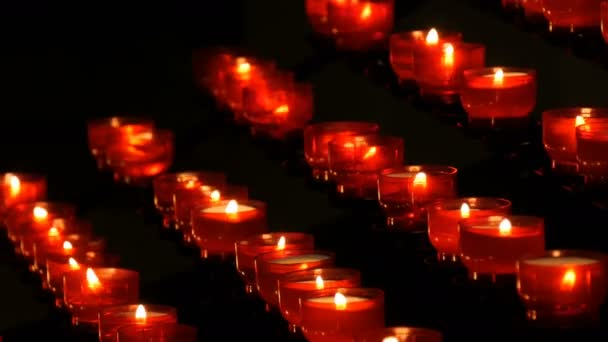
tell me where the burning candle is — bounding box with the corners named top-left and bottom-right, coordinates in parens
top-left (412, 41), bottom-right (485, 103)
top-left (304, 121), bottom-right (380, 182)
top-left (6, 202), bottom-right (76, 245)
top-left (0, 173), bottom-right (46, 215)
top-left (235, 232), bottom-right (315, 293)
top-left (328, 135), bottom-right (404, 199)
top-left (224, 57), bottom-right (276, 121)
top-left (63, 267), bottom-right (139, 326)
top-left (359, 326), bottom-right (443, 342)
top-left (191, 199), bottom-right (267, 257)
top-left (390, 28), bottom-right (462, 82)
top-left (23, 218), bottom-right (92, 261)
top-left (378, 165), bottom-right (458, 228)
top-left (193, 48), bottom-right (234, 97)
top-left (152, 171), bottom-right (226, 227)
top-left (300, 288), bottom-right (385, 342)
top-left (541, 0), bottom-right (602, 32)
top-left (461, 67), bottom-right (537, 130)
top-left (460, 216), bottom-right (545, 279)
top-left (98, 304), bottom-right (178, 342)
top-left (326, 0), bottom-right (395, 50)
top-left (255, 249), bottom-right (335, 306)
top-left (34, 233), bottom-right (106, 275)
top-left (116, 323), bottom-right (198, 342)
top-left (517, 250), bottom-right (607, 322)
top-left (278, 268), bottom-right (361, 329)
top-left (427, 197), bottom-right (512, 261)
top-left (576, 118), bottom-right (608, 184)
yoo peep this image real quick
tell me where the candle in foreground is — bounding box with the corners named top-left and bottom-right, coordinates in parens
top-left (278, 268), bottom-right (361, 329)
top-left (256, 249), bottom-right (335, 307)
top-left (517, 250), bottom-right (607, 323)
top-left (0, 173), bottom-right (46, 215)
top-left (427, 197), bottom-right (511, 261)
top-left (461, 67), bottom-right (536, 130)
top-left (235, 232), bottom-right (315, 293)
top-left (542, 0), bottom-right (602, 31)
top-left (359, 326), bottom-right (443, 342)
top-left (378, 165), bottom-right (457, 229)
top-left (542, 107), bottom-right (595, 172)
top-left (191, 199), bottom-right (267, 257)
top-left (460, 216), bottom-right (545, 279)
top-left (64, 267), bottom-right (139, 326)
top-left (304, 121), bottom-right (379, 182)
top-left (117, 323), bottom-right (197, 342)
top-left (576, 119), bottom-right (608, 184)
top-left (301, 288), bottom-right (385, 342)
top-left (99, 304), bottom-right (177, 342)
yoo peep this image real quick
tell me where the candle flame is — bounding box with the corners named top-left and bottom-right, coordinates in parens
top-left (48, 227), bottom-right (60, 237)
top-left (362, 146), bottom-right (377, 159)
top-left (413, 172), bottom-right (427, 188)
top-left (493, 68), bottom-right (504, 86)
top-left (460, 203), bottom-right (471, 218)
top-left (498, 218), bottom-right (512, 236)
top-left (185, 180), bottom-right (197, 189)
top-left (383, 338), bottom-right (399, 342)
top-left (334, 292), bottom-right (347, 310)
top-left (63, 241), bottom-right (73, 250)
top-left (442, 43), bottom-right (454, 67)
top-left (86, 268), bottom-right (102, 291)
top-left (5, 174), bottom-right (21, 197)
top-left (225, 200), bottom-right (239, 214)
top-left (235, 58), bottom-right (251, 74)
top-left (110, 117), bottom-right (121, 128)
top-left (560, 269), bottom-right (576, 291)
top-left (360, 4), bottom-right (372, 20)
top-left (426, 28), bottom-right (439, 45)
top-left (68, 257), bottom-right (80, 270)
top-left (274, 104), bottom-right (289, 115)
top-left (33, 206), bottom-right (48, 221)
top-left (135, 304), bottom-right (147, 321)
top-left (277, 236), bottom-right (286, 250)
top-left (315, 275), bottom-right (325, 290)
top-left (575, 115), bottom-right (586, 127)
top-left (210, 190), bottom-right (221, 202)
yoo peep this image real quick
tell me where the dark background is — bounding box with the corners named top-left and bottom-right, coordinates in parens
top-left (0, 0), bottom-right (607, 340)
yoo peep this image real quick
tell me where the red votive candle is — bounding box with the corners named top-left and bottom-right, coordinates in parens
top-left (98, 304), bottom-right (177, 342)
top-left (328, 135), bottom-right (404, 199)
top-left (413, 41), bottom-right (485, 103)
top-left (522, 0), bottom-right (543, 17)
top-left (304, 121), bottom-right (380, 182)
top-left (460, 216), bottom-right (545, 279)
top-left (255, 249), bottom-right (335, 307)
top-left (224, 57), bottom-right (276, 120)
top-left (602, 2), bottom-right (608, 43)
top-left (461, 67), bottom-right (537, 130)
top-left (6, 202), bottom-right (76, 245)
top-left (306, 0), bottom-right (332, 35)
top-left (236, 232), bottom-right (315, 293)
top-left (29, 220), bottom-right (96, 268)
top-left (517, 250), bottom-right (607, 323)
top-left (541, 0), bottom-right (602, 31)
top-left (34, 234), bottom-right (106, 275)
top-left (192, 48), bottom-right (234, 97)
top-left (301, 288), bottom-right (384, 342)
top-left (359, 326), bottom-right (443, 342)
top-left (427, 197), bottom-right (511, 261)
top-left (378, 165), bottom-right (458, 228)
top-left (64, 267), bottom-right (139, 326)
top-left (153, 171), bottom-right (226, 227)
top-left (576, 118), bottom-right (608, 184)
top-left (326, 0), bottom-right (395, 51)
top-left (117, 323), bottom-right (197, 342)
top-left (542, 107), bottom-right (597, 172)
top-left (0, 173), bottom-right (46, 215)
top-left (390, 28), bottom-right (462, 82)
top-left (191, 199), bottom-right (267, 257)
top-left (278, 268), bottom-right (361, 329)
top-left (87, 117), bottom-right (155, 170)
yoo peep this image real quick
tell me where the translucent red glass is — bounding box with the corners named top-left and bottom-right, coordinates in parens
top-left (576, 118), bottom-right (608, 184)
top-left (117, 323), bottom-right (197, 342)
top-left (99, 304), bottom-right (177, 342)
top-left (327, 0), bottom-right (395, 50)
top-left (542, 0), bottom-right (602, 31)
top-left (0, 172), bottom-right (46, 215)
top-left (358, 326), bottom-right (443, 342)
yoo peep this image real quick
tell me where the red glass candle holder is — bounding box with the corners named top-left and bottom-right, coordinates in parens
top-left (328, 135), bottom-right (404, 199)
top-left (278, 268), bottom-right (361, 328)
top-left (390, 29), bottom-right (462, 82)
top-left (255, 249), bottom-right (335, 307)
top-left (191, 199), bottom-right (267, 257)
top-left (461, 67), bottom-right (537, 130)
top-left (358, 326), bottom-right (443, 342)
top-left (0, 173), bottom-right (46, 215)
top-left (99, 304), bottom-right (178, 342)
top-left (542, 107), bottom-right (599, 172)
top-left (427, 197), bottom-right (512, 261)
top-left (542, 0), bottom-right (602, 31)
top-left (224, 57), bottom-right (277, 120)
top-left (460, 215), bottom-right (545, 280)
top-left (304, 121), bottom-right (379, 182)
top-left (6, 202), bottom-right (77, 244)
top-left (152, 171), bottom-right (226, 227)
top-left (117, 323), bottom-right (197, 342)
top-left (87, 117), bottom-right (155, 170)
top-left (34, 235), bottom-right (106, 275)
top-left (602, 2), bottom-right (608, 43)
top-left (413, 42), bottom-right (485, 103)
top-left (576, 118), bottom-right (608, 184)
top-left (192, 47), bottom-right (235, 97)
top-left (64, 267), bottom-right (139, 326)
top-left (236, 232), bottom-right (315, 293)
top-left (306, 0), bottom-right (332, 36)
top-left (522, 0), bottom-right (543, 17)
top-left (378, 165), bottom-right (458, 229)
top-left (327, 0), bottom-right (395, 51)
top-left (29, 220), bottom-right (96, 267)
top-left (20, 217), bottom-right (87, 256)
top-left (517, 250), bottom-right (607, 324)
top-left (300, 288), bottom-right (385, 342)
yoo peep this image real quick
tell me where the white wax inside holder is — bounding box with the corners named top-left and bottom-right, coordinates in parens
top-left (386, 172), bottom-right (416, 178)
top-left (308, 296), bottom-right (369, 304)
top-left (116, 311), bottom-right (166, 318)
top-left (525, 256), bottom-right (599, 267)
top-left (481, 72), bottom-right (528, 78)
top-left (270, 254), bottom-right (329, 265)
top-left (202, 204), bottom-right (256, 214)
